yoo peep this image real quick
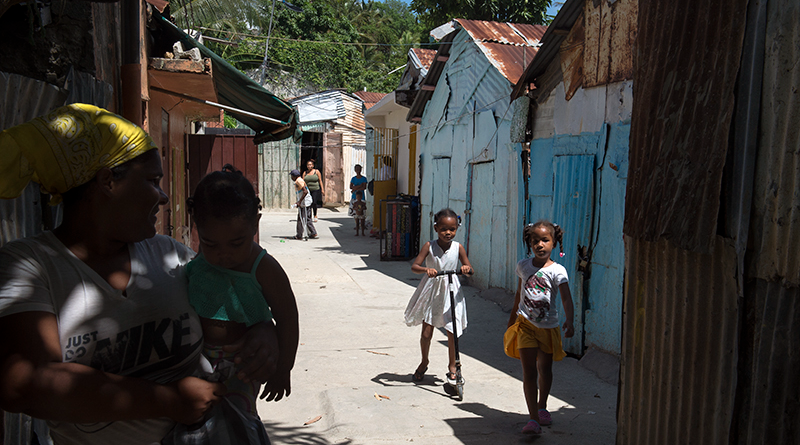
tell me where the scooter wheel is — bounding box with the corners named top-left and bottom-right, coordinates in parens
top-left (456, 383), bottom-right (464, 401)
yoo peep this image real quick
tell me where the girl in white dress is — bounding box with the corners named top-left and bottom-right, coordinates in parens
top-left (404, 208), bottom-right (473, 386)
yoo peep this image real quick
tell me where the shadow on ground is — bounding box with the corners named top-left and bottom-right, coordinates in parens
top-left (263, 420), bottom-right (352, 445)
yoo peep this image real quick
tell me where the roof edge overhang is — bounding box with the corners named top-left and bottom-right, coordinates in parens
top-left (510, 0), bottom-right (584, 100)
top-left (406, 30), bottom-right (458, 122)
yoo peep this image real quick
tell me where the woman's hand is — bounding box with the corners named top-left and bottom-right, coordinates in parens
top-left (426, 268), bottom-right (437, 278)
top-left (222, 322), bottom-right (279, 384)
top-left (167, 377), bottom-right (226, 425)
top-left (460, 265), bottom-right (473, 276)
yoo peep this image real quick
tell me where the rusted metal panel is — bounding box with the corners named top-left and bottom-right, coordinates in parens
top-left (559, 11), bottom-right (585, 101)
top-left (412, 48), bottom-right (437, 70)
top-left (619, 235), bottom-right (739, 445)
top-left (456, 19), bottom-right (546, 46)
top-left (735, 278), bottom-right (800, 445)
top-left (583, 0), bottom-right (637, 88)
top-left (474, 42), bottom-right (540, 84)
top-left (748, 0), bottom-right (800, 286)
top-left (323, 132), bottom-right (344, 205)
top-left (623, 0), bottom-right (749, 253)
top-left (352, 91), bottom-right (386, 110)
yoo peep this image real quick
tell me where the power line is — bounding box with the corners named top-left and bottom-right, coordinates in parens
top-left (195, 26), bottom-right (440, 47)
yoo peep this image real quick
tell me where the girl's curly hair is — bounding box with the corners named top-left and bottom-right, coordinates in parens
top-left (523, 220), bottom-right (564, 256)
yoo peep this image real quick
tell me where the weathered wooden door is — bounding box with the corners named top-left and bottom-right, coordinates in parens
top-left (468, 161), bottom-right (494, 289)
top-left (552, 154), bottom-right (595, 355)
top-left (323, 132), bottom-right (344, 204)
top-left (187, 134), bottom-right (259, 252)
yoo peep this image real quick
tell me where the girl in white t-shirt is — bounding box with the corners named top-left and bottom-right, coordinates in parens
top-left (504, 220), bottom-right (575, 435)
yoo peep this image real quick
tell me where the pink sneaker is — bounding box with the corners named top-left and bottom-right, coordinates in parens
top-left (522, 419), bottom-right (542, 434)
top-left (538, 409), bottom-right (552, 426)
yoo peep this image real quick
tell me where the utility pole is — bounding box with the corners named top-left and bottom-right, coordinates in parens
top-left (258, 0), bottom-right (277, 85)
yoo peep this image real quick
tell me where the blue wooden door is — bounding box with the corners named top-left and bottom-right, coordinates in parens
top-left (468, 161), bottom-right (494, 289)
top-left (429, 157), bottom-right (451, 241)
top-left (552, 154), bottom-right (595, 355)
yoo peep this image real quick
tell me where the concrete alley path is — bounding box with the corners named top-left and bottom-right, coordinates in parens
top-left (255, 208), bottom-right (618, 445)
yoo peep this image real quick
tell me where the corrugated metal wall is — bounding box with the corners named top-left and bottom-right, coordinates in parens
top-left (619, 235), bottom-right (739, 445)
top-left (620, 0), bottom-right (800, 443)
top-left (0, 71), bottom-right (113, 248)
top-left (748, 0), bottom-right (800, 287)
top-left (623, 0), bottom-right (749, 254)
top-left (258, 137), bottom-right (300, 210)
top-left (733, 0), bottom-right (800, 443)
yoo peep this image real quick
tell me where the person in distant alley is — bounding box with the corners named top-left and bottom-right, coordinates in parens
top-left (352, 193), bottom-right (367, 236)
top-left (504, 220), bottom-right (575, 435)
top-left (348, 164), bottom-right (367, 223)
top-left (303, 159), bottom-right (324, 223)
top-left (404, 208), bottom-right (473, 390)
top-left (291, 169), bottom-right (317, 240)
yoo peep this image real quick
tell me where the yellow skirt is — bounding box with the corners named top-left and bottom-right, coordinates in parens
top-left (503, 314), bottom-right (566, 361)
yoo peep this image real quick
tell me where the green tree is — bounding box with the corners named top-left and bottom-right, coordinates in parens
top-left (167, 0), bottom-right (425, 93)
top-left (410, 0), bottom-right (551, 30)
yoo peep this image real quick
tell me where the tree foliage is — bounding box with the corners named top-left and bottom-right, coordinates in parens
top-left (410, 0), bottom-right (551, 30)
top-left (169, 0), bottom-right (426, 94)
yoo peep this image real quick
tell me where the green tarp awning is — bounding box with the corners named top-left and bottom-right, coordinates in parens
top-left (156, 15), bottom-right (299, 143)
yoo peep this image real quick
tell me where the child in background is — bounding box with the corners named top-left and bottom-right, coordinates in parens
top-left (404, 208), bottom-right (473, 388)
top-left (504, 220), bottom-right (574, 435)
top-left (353, 193), bottom-right (367, 236)
top-left (186, 164), bottom-right (300, 416)
top-left (349, 164), bottom-right (367, 219)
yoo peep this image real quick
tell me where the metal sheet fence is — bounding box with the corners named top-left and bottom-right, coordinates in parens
top-left (619, 235), bottom-right (739, 445)
top-left (258, 137), bottom-right (300, 210)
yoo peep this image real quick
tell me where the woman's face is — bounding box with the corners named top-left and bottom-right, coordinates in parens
top-left (306, 161), bottom-right (314, 171)
top-left (109, 149), bottom-right (169, 242)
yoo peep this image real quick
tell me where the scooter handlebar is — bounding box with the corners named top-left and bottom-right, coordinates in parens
top-left (435, 269), bottom-right (472, 277)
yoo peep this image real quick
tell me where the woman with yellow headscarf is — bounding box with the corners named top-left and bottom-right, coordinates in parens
top-left (0, 104), bottom-right (279, 445)
top-left (0, 103), bottom-right (157, 202)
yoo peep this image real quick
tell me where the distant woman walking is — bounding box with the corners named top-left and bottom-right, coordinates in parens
top-left (303, 159), bottom-right (324, 222)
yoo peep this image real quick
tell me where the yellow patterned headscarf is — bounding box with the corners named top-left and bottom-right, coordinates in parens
top-left (0, 103), bottom-right (157, 203)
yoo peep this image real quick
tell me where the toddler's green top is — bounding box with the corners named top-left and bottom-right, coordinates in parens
top-left (186, 250), bottom-right (272, 326)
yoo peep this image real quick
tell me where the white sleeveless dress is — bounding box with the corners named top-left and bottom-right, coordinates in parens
top-left (404, 240), bottom-right (468, 336)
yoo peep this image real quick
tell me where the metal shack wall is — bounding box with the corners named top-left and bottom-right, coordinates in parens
top-left (619, 235), bottom-right (739, 445)
top-left (616, 0), bottom-right (783, 443)
top-left (335, 92), bottom-right (367, 199)
top-left (734, 0), bottom-right (800, 443)
top-left (417, 29), bottom-right (519, 291)
top-left (258, 137), bottom-right (300, 210)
